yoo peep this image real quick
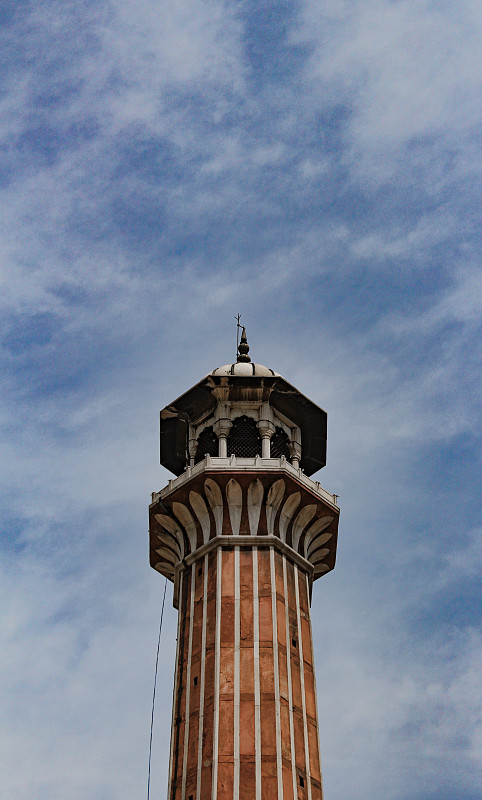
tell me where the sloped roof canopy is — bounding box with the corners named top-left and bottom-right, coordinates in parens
top-left (160, 369), bottom-right (327, 477)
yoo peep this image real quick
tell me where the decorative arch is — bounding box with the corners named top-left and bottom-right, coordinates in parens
top-left (195, 425), bottom-right (218, 463)
top-left (270, 426), bottom-right (291, 459)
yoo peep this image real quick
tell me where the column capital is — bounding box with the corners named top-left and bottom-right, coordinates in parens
top-left (213, 418), bottom-right (232, 438)
top-left (257, 419), bottom-right (275, 438)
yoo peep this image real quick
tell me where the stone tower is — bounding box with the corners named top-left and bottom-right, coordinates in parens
top-left (149, 330), bottom-right (339, 800)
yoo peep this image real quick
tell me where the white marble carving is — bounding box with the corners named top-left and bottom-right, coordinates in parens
top-left (247, 479), bottom-right (264, 535)
top-left (154, 561), bottom-right (174, 575)
top-left (291, 504), bottom-right (317, 551)
top-left (155, 546), bottom-right (178, 567)
top-left (279, 492), bottom-right (301, 543)
top-left (205, 478), bottom-right (223, 537)
top-left (306, 530), bottom-right (333, 559)
top-left (189, 490), bottom-right (211, 545)
top-left (153, 476), bottom-right (335, 578)
top-left (226, 478), bottom-right (243, 536)
top-left (172, 502), bottom-right (198, 553)
top-left (313, 564), bottom-right (330, 577)
top-left (154, 514), bottom-right (184, 558)
top-left (266, 479), bottom-right (285, 536)
top-left (305, 516), bottom-right (333, 557)
top-left (311, 546), bottom-right (330, 560)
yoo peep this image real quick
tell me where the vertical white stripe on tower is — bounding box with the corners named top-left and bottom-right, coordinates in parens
top-left (196, 554), bottom-right (209, 800)
top-left (252, 547), bottom-right (261, 800)
top-left (168, 570), bottom-right (184, 800)
top-left (234, 546), bottom-right (241, 800)
top-left (270, 548), bottom-right (284, 799)
top-left (181, 564), bottom-right (196, 800)
top-left (294, 565), bottom-right (312, 800)
top-left (283, 556), bottom-right (297, 800)
top-left (305, 572), bottom-right (324, 798)
top-left (212, 546), bottom-right (222, 800)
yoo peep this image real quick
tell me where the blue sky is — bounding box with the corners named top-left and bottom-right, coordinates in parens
top-left (1, 1), bottom-right (481, 798)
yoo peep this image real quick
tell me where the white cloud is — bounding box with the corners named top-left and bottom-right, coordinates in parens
top-left (0, 544), bottom-right (178, 800)
top-left (0, 2), bottom-right (479, 798)
top-left (317, 626), bottom-right (482, 797)
top-left (297, 0), bottom-right (482, 183)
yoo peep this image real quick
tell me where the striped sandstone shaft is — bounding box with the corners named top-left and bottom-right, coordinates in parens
top-left (150, 469), bottom-right (338, 800)
top-left (169, 547), bottom-right (323, 800)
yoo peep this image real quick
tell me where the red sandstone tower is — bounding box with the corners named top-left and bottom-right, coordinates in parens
top-left (149, 330), bottom-right (339, 799)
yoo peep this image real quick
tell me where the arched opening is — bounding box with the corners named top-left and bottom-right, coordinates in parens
top-left (270, 426), bottom-right (291, 460)
top-left (195, 426), bottom-right (218, 463)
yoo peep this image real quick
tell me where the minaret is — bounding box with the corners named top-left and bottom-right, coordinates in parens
top-left (149, 330), bottom-right (339, 800)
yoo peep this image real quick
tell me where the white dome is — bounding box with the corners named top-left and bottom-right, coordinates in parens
top-left (211, 362), bottom-right (280, 377)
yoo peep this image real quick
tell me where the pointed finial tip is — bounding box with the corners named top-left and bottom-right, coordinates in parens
top-left (237, 326), bottom-right (251, 362)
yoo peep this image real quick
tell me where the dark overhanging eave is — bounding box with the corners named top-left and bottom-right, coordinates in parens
top-left (159, 373), bottom-right (328, 476)
top-left (161, 374), bottom-right (327, 418)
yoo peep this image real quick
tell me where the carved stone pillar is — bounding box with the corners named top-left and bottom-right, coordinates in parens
top-left (213, 419), bottom-right (232, 459)
top-left (289, 441), bottom-right (302, 470)
top-left (189, 438), bottom-right (198, 467)
top-left (257, 419), bottom-right (275, 459)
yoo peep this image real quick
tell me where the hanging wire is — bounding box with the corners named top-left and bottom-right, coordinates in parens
top-left (147, 576), bottom-right (168, 800)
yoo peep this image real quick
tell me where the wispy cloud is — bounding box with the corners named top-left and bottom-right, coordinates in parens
top-left (1, 1), bottom-right (480, 798)
top-left (298, 0), bottom-right (482, 183)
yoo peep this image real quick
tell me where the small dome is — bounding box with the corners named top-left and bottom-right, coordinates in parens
top-left (211, 326), bottom-right (279, 377)
top-left (211, 363), bottom-right (280, 377)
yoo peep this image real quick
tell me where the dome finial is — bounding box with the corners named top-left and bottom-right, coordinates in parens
top-left (237, 326), bottom-right (251, 363)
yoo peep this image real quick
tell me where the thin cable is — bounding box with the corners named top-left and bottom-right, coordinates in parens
top-left (147, 576), bottom-right (168, 800)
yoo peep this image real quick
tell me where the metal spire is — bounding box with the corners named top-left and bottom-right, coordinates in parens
top-left (237, 326), bottom-right (251, 363)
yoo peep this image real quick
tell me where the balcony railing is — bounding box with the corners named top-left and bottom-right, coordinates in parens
top-left (151, 454), bottom-right (338, 508)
